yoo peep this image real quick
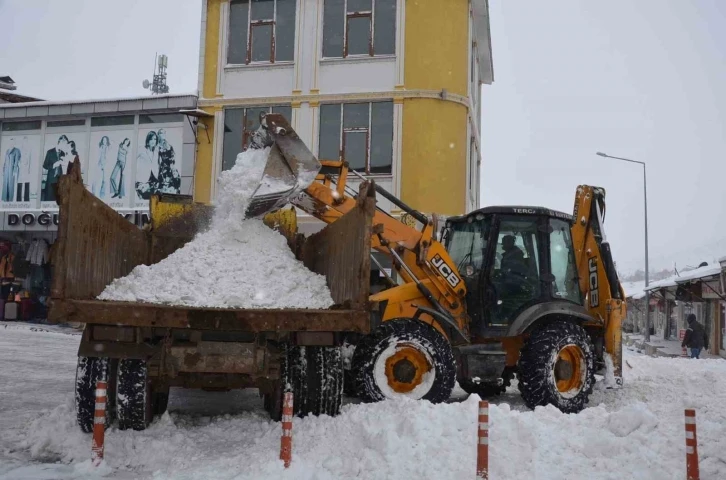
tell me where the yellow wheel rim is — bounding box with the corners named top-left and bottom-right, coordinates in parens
top-left (554, 344), bottom-right (585, 394)
top-left (384, 346), bottom-right (432, 394)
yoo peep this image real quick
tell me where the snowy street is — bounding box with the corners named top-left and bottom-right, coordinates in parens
top-left (0, 322), bottom-right (723, 480)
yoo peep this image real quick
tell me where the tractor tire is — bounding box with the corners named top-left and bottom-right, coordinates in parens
top-left (75, 356), bottom-right (112, 433)
top-left (116, 359), bottom-right (152, 431)
top-left (351, 319), bottom-right (456, 404)
top-left (517, 321), bottom-right (595, 414)
top-left (265, 345), bottom-right (344, 420)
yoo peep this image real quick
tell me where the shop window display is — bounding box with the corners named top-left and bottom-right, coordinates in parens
top-left (0, 237), bottom-right (53, 322)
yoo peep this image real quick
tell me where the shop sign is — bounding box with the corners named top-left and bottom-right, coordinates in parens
top-left (1, 210), bottom-right (150, 231)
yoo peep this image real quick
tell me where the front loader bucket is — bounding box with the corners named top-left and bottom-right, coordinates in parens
top-left (245, 113), bottom-right (321, 218)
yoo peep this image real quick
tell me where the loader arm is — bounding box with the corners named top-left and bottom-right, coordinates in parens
top-left (248, 113), bottom-right (470, 342)
top-left (571, 185), bottom-right (626, 386)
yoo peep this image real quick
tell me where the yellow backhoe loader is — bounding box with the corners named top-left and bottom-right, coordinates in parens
top-left (247, 113), bottom-right (626, 413)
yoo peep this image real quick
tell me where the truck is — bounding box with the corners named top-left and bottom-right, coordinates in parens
top-left (49, 162), bottom-right (375, 431)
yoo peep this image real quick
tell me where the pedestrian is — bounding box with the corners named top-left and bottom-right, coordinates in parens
top-left (681, 314), bottom-right (709, 359)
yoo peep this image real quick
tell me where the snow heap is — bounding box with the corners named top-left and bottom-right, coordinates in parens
top-left (98, 148), bottom-right (334, 310)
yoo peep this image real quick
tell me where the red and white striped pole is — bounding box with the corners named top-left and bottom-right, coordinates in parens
top-left (685, 409), bottom-right (700, 480)
top-left (476, 400), bottom-right (489, 480)
top-left (280, 392), bottom-right (293, 468)
top-left (91, 379), bottom-right (108, 467)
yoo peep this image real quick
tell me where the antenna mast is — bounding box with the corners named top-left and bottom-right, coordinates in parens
top-left (142, 53), bottom-right (170, 95)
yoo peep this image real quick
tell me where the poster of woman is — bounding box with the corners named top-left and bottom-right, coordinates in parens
top-left (134, 126), bottom-right (182, 207)
top-left (88, 130), bottom-right (133, 208)
top-left (0, 134), bottom-right (41, 209)
top-left (40, 132), bottom-right (87, 209)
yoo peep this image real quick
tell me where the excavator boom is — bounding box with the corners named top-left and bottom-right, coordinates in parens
top-left (571, 185), bottom-right (626, 386)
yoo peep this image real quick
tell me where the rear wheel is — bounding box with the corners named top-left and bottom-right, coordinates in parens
top-left (116, 359), bottom-right (152, 431)
top-left (265, 345), bottom-right (344, 420)
top-left (75, 356), bottom-right (113, 433)
top-left (518, 321), bottom-right (595, 413)
top-left (351, 319), bottom-right (456, 403)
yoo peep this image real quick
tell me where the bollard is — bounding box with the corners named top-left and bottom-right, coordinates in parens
top-left (280, 392), bottom-right (293, 468)
top-left (476, 400), bottom-right (489, 480)
top-left (684, 409), bottom-right (700, 480)
top-left (91, 379), bottom-right (108, 466)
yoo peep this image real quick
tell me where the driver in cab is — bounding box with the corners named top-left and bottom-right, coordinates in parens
top-left (501, 235), bottom-right (528, 278)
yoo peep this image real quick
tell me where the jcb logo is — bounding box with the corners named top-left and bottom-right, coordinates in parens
top-left (432, 254), bottom-right (461, 288)
top-left (589, 257), bottom-right (599, 308)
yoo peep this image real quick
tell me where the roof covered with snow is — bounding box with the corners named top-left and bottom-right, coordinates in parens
top-left (643, 263), bottom-right (723, 292)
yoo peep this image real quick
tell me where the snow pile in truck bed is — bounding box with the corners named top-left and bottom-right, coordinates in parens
top-left (97, 148), bottom-right (333, 310)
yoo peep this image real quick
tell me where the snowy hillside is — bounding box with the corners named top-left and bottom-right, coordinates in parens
top-left (1, 322), bottom-right (725, 480)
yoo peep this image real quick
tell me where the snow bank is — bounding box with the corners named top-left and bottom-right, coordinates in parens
top-left (98, 148), bottom-right (333, 310)
top-left (11, 351), bottom-right (726, 480)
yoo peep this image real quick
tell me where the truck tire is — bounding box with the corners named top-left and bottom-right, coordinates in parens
top-left (307, 346), bottom-right (343, 416)
top-left (351, 319), bottom-right (456, 404)
top-left (75, 356), bottom-right (111, 433)
top-left (518, 321), bottom-right (595, 413)
top-left (116, 359), bottom-right (151, 431)
top-left (266, 345), bottom-right (344, 420)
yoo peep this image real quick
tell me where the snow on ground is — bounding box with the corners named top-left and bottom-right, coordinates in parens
top-left (1, 323), bottom-right (725, 480)
top-left (98, 148), bottom-right (333, 310)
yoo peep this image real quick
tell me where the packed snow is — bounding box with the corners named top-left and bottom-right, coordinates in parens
top-left (2, 322), bottom-right (725, 480)
top-left (98, 148), bottom-right (333, 310)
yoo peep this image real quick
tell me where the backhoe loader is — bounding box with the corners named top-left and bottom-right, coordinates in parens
top-left (246, 113), bottom-right (626, 413)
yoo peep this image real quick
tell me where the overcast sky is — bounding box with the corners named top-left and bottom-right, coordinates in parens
top-left (2, 0), bottom-right (726, 274)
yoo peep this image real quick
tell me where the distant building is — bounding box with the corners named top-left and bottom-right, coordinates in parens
top-left (0, 76), bottom-right (43, 104)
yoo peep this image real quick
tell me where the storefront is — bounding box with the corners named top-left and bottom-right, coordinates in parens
top-left (0, 94), bottom-right (198, 321)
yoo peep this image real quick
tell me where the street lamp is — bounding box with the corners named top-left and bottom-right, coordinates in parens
top-left (596, 151), bottom-right (651, 342)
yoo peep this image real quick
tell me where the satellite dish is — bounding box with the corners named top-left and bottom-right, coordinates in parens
top-left (142, 79), bottom-right (150, 89)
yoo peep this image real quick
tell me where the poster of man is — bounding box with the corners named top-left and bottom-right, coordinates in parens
top-left (0, 134), bottom-right (40, 209)
top-left (40, 132), bottom-right (88, 207)
top-left (134, 126), bottom-right (182, 207)
top-left (88, 130), bottom-right (133, 208)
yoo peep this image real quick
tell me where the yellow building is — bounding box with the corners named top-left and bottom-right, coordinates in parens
top-left (193, 0), bottom-right (493, 231)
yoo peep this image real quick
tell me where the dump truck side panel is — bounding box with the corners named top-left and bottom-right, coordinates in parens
top-left (51, 161), bottom-right (149, 301)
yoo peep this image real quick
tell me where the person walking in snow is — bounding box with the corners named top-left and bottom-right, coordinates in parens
top-left (681, 314), bottom-right (709, 359)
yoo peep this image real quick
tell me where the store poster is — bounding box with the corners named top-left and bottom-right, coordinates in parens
top-left (134, 126), bottom-right (183, 208)
top-left (88, 130), bottom-right (134, 208)
top-left (0, 134), bottom-right (41, 209)
top-left (40, 132), bottom-right (88, 209)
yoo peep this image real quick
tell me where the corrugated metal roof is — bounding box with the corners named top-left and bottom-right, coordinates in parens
top-left (0, 92), bottom-right (198, 120)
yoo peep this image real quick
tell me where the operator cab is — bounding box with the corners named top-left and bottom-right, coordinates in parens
top-left (443, 206), bottom-right (582, 337)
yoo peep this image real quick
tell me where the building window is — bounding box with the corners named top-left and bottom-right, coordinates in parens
top-left (222, 105), bottom-right (292, 171)
top-left (318, 101), bottom-right (393, 175)
top-left (228, 0), bottom-right (296, 65)
top-left (1, 120), bottom-right (41, 132)
top-left (323, 0), bottom-right (396, 58)
top-left (139, 113), bottom-right (184, 124)
top-left (47, 119), bottom-right (87, 128)
top-left (91, 115), bottom-right (135, 127)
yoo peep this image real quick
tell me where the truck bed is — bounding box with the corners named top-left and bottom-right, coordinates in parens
top-left (49, 161), bottom-right (375, 334)
top-left (53, 299), bottom-right (369, 332)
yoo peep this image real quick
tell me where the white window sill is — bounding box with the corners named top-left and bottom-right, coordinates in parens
top-left (319, 55), bottom-right (396, 66)
top-left (224, 61), bottom-right (294, 72)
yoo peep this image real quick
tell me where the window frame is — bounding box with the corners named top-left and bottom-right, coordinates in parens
top-left (318, 101), bottom-right (393, 176)
top-left (229, 0), bottom-right (295, 65)
top-left (221, 105), bottom-right (292, 172)
top-left (323, 0), bottom-right (397, 59)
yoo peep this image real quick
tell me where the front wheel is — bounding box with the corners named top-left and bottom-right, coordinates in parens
top-left (517, 321), bottom-right (595, 413)
top-left (351, 319), bottom-right (456, 403)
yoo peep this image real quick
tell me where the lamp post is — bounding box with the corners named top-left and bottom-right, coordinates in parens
top-left (596, 151), bottom-right (650, 342)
